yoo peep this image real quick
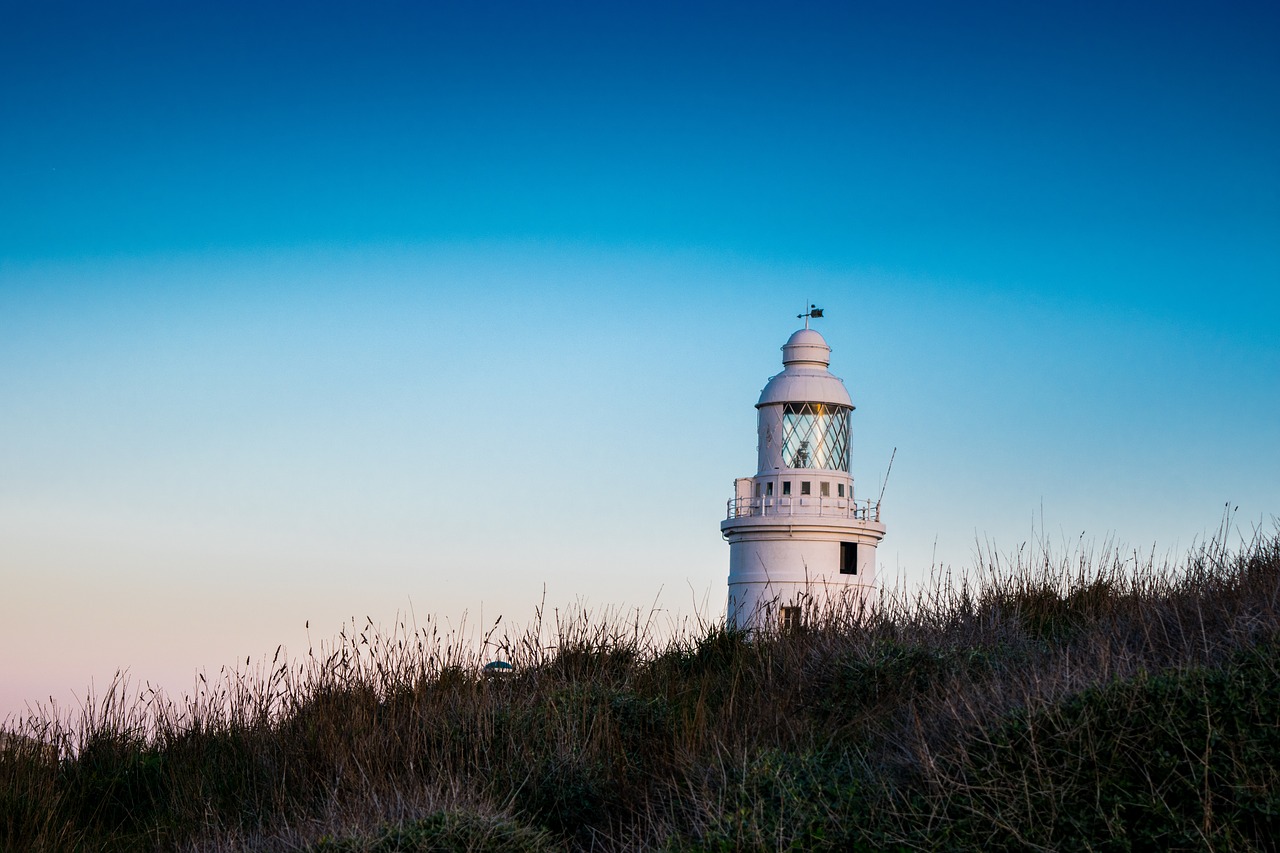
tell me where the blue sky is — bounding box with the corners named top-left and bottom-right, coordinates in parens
top-left (2, 1), bottom-right (1277, 720)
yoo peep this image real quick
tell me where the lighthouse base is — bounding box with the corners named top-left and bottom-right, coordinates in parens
top-left (721, 514), bottom-right (885, 630)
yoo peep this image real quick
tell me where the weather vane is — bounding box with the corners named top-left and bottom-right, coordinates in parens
top-left (797, 303), bottom-right (824, 328)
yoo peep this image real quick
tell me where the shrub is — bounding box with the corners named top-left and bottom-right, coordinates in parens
top-left (926, 640), bottom-right (1280, 850)
top-left (312, 810), bottom-right (561, 853)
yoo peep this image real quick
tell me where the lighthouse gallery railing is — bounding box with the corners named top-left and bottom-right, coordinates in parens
top-left (726, 496), bottom-right (881, 522)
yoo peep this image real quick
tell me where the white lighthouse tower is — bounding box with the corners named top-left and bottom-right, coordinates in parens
top-left (721, 311), bottom-right (885, 629)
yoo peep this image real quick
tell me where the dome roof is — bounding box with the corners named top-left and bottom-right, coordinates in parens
top-left (781, 328), bottom-right (831, 366)
top-left (757, 328), bottom-right (853, 408)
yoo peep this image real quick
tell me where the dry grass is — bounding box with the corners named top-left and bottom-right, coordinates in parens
top-left (2, 525), bottom-right (1278, 851)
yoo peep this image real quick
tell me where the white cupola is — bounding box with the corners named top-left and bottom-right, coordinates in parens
top-left (721, 314), bottom-right (886, 629)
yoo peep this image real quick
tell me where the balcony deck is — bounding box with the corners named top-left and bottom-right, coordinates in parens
top-left (725, 495), bottom-right (881, 522)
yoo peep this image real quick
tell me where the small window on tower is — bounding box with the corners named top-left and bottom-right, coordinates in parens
top-left (782, 481), bottom-right (792, 496)
top-left (820, 482), bottom-right (830, 497)
top-left (837, 484), bottom-right (845, 498)
top-left (780, 606), bottom-right (802, 631)
top-left (766, 482), bottom-right (774, 496)
top-left (840, 542), bottom-right (858, 575)
top-left (800, 481), bottom-right (811, 496)
top-left (754, 483), bottom-right (762, 497)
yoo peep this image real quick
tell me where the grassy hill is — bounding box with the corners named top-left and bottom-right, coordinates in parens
top-left (3, 531), bottom-right (1278, 851)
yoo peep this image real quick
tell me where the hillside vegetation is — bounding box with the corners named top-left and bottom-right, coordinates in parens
top-left (3, 529), bottom-right (1278, 851)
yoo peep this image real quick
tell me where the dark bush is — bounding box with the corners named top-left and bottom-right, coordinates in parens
top-left (312, 810), bottom-right (561, 853)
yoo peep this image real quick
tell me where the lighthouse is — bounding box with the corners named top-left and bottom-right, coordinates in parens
top-left (721, 311), bottom-right (886, 629)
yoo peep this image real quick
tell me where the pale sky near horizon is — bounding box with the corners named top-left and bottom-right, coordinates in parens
top-left (2, 0), bottom-right (1278, 722)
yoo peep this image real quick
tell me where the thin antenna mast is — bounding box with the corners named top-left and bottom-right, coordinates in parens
top-left (877, 447), bottom-right (897, 505)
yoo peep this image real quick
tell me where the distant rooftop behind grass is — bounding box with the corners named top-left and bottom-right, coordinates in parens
top-left (3, 527), bottom-right (1278, 851)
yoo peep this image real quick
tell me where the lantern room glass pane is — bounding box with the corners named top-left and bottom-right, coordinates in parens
top-left (781, 403), bottom-right (850, 471)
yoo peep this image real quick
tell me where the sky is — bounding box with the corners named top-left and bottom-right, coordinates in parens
top-left (2, 0), bottom-right (1278, 722)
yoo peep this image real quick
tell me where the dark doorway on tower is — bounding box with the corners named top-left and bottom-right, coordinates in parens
top-left (840, 542), bottom-right (858, 575)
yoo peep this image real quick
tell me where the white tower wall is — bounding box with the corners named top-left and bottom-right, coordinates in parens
top-left (721, 326), bottom-right (886, 630)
